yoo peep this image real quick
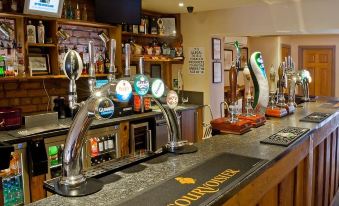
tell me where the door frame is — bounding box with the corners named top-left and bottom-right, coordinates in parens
top-left (298, 45), bottom-right (336, 96)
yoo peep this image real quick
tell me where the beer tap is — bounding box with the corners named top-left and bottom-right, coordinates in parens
top-left (228, 63), bottom-right (238, 123)
top-left (124, 43), bottom-right (131, 77)
top-left (268, 65), bottom-right (277, 109)
top-left (242, 64), bottom-right (254, 116)
top-left (276, 63), bottom-right (287, 107)
top-left (299, 69), bottom-right (312, 101)
top-left (108, 39), bottom-right (117, 82)
top-left (88, 41), bottom-right (96, 93)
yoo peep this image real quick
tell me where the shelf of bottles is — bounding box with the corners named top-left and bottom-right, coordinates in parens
top-left (0, 151), bottom-right (24, 206)
top-left (89, 133), bottom-right (118, 166)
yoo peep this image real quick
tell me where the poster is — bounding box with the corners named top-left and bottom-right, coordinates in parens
top-left (29, 0), bottom-right (60, 13)
top-left (188, 47), bottom-right (205, 74)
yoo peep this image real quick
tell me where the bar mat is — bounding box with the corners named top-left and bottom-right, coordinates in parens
top-left (300, 112), bottom-right (332, 123)
top-left (260, 127), bottom-right (310, 147)
top-left (117, 153), bottom-right (266, 206)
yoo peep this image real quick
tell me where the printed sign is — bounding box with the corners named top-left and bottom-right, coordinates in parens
top-left (95, 98), bottom-right (114, 119)
top-left (151, 79), bottom-right (165, 98)
top-left (116, 80), bottom-right (132, 102)
top-left (29, 0), bottom-right (60, 13)
top-left (166, 90), bottom-right (178, 109)
top-left (188, 47), bottom-right (205, 74)
top-left (134, 74), bottom-right (149, 96)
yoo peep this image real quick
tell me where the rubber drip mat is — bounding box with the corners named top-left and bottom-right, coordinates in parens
top-left (260, 127), bottom-right (310, 147)
top-left (300, 112), bottom-right (332, 123)
top-left (117, 153), bottom-right (267, 206)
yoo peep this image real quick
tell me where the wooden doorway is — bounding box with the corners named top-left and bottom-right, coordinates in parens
top-left (281, 44), bottom-right (291, 61)
top-left (298, 46), bottom-right (335, 97)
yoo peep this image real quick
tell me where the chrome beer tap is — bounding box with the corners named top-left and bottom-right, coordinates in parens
top-left (268, 65), bottom-right (277, 108)
top-left (243, 64), bottom-right (254, 116)
top-left (299, 69), bottom-right (312, 101)
top-left (88, 41), bottom-right (96, 93)
top-left (124, 43), bottom-right (131, 77)
top-left (108, 39), bottom-right (117, 82)
top-left (276, 63), bottom-right (287, 107)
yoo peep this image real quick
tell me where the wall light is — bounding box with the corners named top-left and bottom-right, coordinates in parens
top-left (179, 2), bottom-right (184, 7)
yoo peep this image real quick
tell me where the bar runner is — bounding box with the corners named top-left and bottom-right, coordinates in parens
top-left (117, 153), bottom-right (266, 206)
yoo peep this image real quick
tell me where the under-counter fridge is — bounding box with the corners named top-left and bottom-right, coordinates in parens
top-left (0, 143), bottom-right (30, 205)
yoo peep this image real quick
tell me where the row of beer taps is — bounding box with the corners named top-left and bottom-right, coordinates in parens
top-left (269, 56), bottom-right (312, 110)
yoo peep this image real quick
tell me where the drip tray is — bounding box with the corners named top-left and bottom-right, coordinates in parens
top-left (260, 127), bottom-right (310, 147)
top-left (44, 152), bottom-right (164, 193)
top-left (300, 112), bottom-right (332, 123)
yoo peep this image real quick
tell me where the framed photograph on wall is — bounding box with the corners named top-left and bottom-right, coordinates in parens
top-left (224, 49), bottom-right (233, 71)
top-left (240, 47), bottom-right (248, 69)
top-left (28, 53), bottom-right (50, 75)
top-left (212, 38), bottom-right (221, 60)
top-left (212, 62), bottom-right (222, 83)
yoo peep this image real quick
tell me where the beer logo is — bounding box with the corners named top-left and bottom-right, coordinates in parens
top-left (134, 74), bottom-right (149, 96)
top-left (151, 79), bottom-right (165, 98)
top-left (116, 80), bottom-right (132, 102)
top-left (175, 177), bottom-right (196, 185)
top-left (96, 98), bottom-right (114, 119)
top-left (255, 52), bottom-right (267, 79)
top-left (166, 90), bottom-right (179, 109)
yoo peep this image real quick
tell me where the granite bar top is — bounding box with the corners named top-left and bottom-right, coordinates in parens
top-left (29, 98), bottom-right (338, 206)
top-left (0, 104), bottom-right (201, 144)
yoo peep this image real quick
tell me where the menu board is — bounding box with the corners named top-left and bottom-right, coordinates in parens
top-left (188, 47), bottom-right (205, 74)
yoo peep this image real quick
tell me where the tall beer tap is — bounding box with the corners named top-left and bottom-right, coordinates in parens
top-left (268, 65), bottom-right (277, 108)
top-left (108, 39), bottom-right (117, 82)
top-left (228, 63), bottom-right (238, 123)
top-left (242, 64), bottom-right (254, 116)
top-left (276, 63), bottom-right (287, 107)
top-left (124, 43), bottom-right (131, 77)
top-left (88, 41), bottom-right (96, 93)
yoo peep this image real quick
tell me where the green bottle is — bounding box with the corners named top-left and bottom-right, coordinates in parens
top-left (0, 56), bottom-right (5, 77)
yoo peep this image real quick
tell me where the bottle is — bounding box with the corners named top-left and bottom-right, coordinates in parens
top-left (144, 16), bottom-right (149, 34)
top-left (104, 50), bottom-right (110, 74)
top-left (97, 137), bottom-right (104, 154)
top-left (139, 16), bottom-right (145, 33)
top-left (37, 20), bottom-right (45, 44)
top-left (96, 50), bottom-right (104, 74)
top-left (75, 2), bottom-right (81, 20)
top-left (0, 56), bottom-right (5, 77)
top-left (82, 4), bottom-right (88, 21)
top-left (150, 17), bottom-right (157, 34)
top-left (11, 0), bottom-right (17, 12)
top-left (108, 134), bottom-right (114, 151)
top-left (0, 0), bottom-right (3, 11)
top-left (103, 136), bottom-right (109, 153)
top-left (90, 137), bottom-right (98, 157)
top-left (27, 20), bottom-right (36, 43)
top-left (62, 0), bottom-right (67, 18)
top-left (67, 2), bottom-right (74, 19)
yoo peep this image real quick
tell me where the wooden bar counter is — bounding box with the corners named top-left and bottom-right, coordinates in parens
top-left (29, 98), bottom-right (339, 206)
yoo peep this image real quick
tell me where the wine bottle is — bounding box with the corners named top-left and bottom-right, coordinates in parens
top-left (75, 3), bottom-right (81, 20)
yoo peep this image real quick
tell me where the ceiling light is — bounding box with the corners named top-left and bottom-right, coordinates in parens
top-left (179, 2), bottom-right (184, 7)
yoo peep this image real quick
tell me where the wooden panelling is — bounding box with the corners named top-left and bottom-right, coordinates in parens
top-left (278, 170), bottom-right (295, 206)
top-left (294, 160), bottom-right (305, 206)
top-left (315, 141), bottom-right (325, 206)
top-left (336, 128), bottom-right (339, 191)
top-left (29, 174), bottom-right (46, 202)
top-left (258, 186), bottom-right (278, 206)
top-left (119, 121), bottom-right (130, 156)
top-left (330, 134), bottom-right (337, 203)
top-left (324, 138), bottom-right (331, 206)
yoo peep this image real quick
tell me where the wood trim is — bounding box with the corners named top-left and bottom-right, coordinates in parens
top-left (29, 174), bottom-right (46, 202)
top-left (298, 45), bottom-right (336, 96)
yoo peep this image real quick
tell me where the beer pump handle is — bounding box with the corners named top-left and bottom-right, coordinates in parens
top-left (269, 65), bottom-right (276, 93)
top-left (109, 39), bottom-right (116, 74)
top-left (124, 43), bottom-right (131, 77)
top-left (243, 65), bottom-right (251, 99)
top-left (229, 64), bottom-right (238, 104)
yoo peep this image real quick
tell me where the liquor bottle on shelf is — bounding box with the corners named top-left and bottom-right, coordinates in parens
top-left (139, 16), bottom-right (145, 34)
top-left (27, 20), bottom-right (36, 43)
top-left (96, 49), bottom-right (104, 74)
top-left (82, 4), bottom-right (88, 21)
top-left (37, 20), bottom-right (45, 44)
top-left (62, 0), bottom-right (67, 18)
top-left (67, 1), bottom-right (74, 19)
top-left (104, 50), bottom-right (110, 74)
top-left (144, 16), bottom-right (149, 34)
top-left (150, 17), bottom-right (158, 34)
top-left (11, 0), bottom-right (17, 12)
top-left (75, 2), bottom-right (81, 20)
top-left (0, 0), bottom-right (3, 11)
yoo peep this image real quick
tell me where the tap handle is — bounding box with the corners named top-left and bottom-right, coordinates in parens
top-left (109, 39), bottom-right (116, 74)
top-left (124, 43), bottom-right (131, 77)
top-left (229, 64), bottom-right (238, 104)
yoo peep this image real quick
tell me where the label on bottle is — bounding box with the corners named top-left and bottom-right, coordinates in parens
top-left (108, 138), bottom-right (114, 150)
top-left (98, 142), bottom-right (104, 153)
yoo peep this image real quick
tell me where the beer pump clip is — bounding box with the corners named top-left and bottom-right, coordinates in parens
top-left (265, 64), bottom-right (288, 117)
top-left (237, 64), bottom-right (266, 127)
top-left (210, 41), bottom-right (252, 135)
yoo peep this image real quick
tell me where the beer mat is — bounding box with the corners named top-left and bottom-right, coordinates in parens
top-left (300, 112), bottom-right (332, 123)
top-left (260, 127), bottom-right (310, 147)
top-left (117, 153), bottom-right (267, 206)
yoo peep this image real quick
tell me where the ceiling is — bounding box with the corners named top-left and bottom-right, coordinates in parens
top-left (142, 0), bottom-right (300, 14)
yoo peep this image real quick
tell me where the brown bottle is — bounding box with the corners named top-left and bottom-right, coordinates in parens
top-left (229, 64), bottom-right (238, 104)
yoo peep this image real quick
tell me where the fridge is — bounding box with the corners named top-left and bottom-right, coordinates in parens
top-left (0, 143), bottom-right (31, 205)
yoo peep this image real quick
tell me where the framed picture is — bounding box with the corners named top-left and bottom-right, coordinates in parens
top-left (161, 18), bottom-right (176, 36)
top-left (212, 62), bottom-right (222, 83)
top-left (240, 47), bottom-right (248, 69)
top-left (28, 54), bottom-right (50, 75)
top-left (212, 38), bottom-right (221, 60)
top-left (151, 64), bottom-right (161, 78)
top-left (224, 49), bottom-right (233, 71)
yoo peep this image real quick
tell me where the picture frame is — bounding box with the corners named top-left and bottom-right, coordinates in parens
top-left (240, 47), bottom-right (248, 69)
top-left (28, 53), bottom-right (50, 75)
top-left (224, 49), bottom-right (233, 71)
top-left (212, 38), bottom-right (221, 60)
top-left (212, 62), bottom-right (222, 83)
top-left (161, 18), bottom-right (176, 36)
top-left (151, 64), bottom-right (161, 78)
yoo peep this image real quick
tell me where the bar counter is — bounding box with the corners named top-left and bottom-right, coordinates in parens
top-left (30, 98), bottom-right (338, 206)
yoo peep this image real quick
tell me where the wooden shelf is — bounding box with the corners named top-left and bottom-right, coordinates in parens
top-left (122, 32), bottom-right (177, 39)
top-left (27, 43), bottom-right (57, 47)
top-left (0, 74), bottom-right (110, 81)
top-left (125, 55), bottom-right (184, 63)
top-left (57, 19), bottom-right (116, 28)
